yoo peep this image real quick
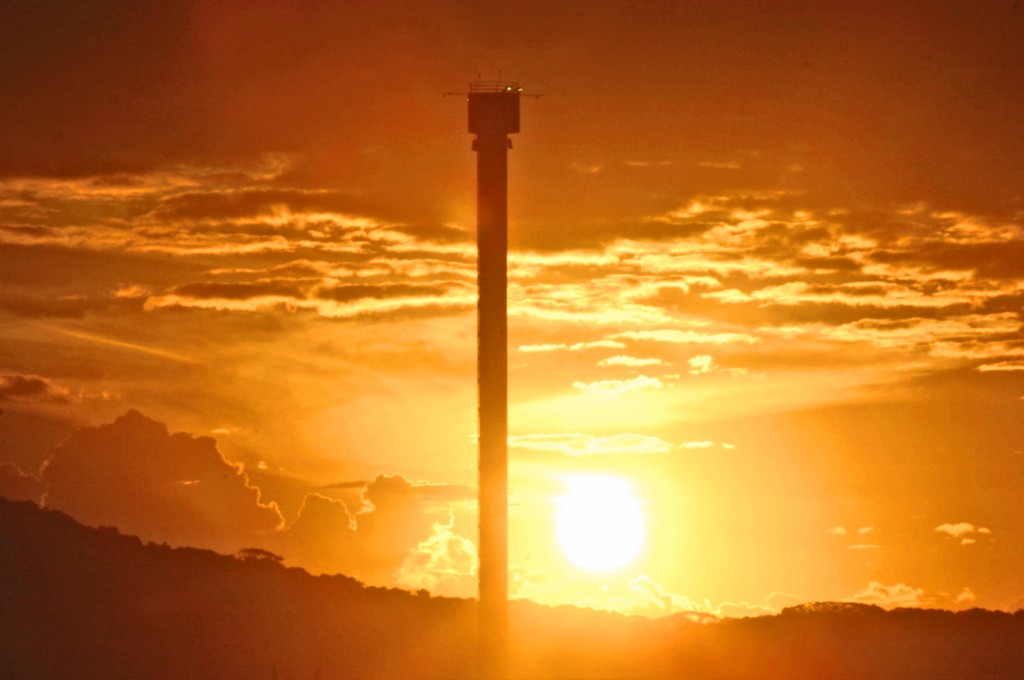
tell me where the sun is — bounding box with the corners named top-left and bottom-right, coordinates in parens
top-left (555, 475), bottom-right (644, 572)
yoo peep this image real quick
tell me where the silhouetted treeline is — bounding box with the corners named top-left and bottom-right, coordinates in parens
top-left (2, 498), bottom-right (1024, 679)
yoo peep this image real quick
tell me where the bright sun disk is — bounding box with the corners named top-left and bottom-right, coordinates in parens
top-left (556, 475), bottom-right (644, 572)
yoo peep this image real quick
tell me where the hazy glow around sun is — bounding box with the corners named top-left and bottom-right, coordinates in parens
top-left (556, 475), bottom-right (644, 572)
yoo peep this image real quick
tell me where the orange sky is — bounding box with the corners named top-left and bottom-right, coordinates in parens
top-left (1, 0), bottom-right (1023, 617)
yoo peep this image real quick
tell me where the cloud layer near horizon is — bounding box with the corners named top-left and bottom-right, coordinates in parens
top-left (4, 409), bottom-right (1024, 616)
top-left (4, 411), bottom-right (476, 591)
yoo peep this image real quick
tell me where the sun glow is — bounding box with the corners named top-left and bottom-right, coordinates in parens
top-left (556, 475), bottom-right (644, 571)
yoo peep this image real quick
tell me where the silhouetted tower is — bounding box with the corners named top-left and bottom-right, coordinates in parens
top-left (469, 80), bottom-right (520, 680)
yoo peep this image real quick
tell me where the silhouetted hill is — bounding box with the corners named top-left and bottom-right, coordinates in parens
top-left (2, 498), bottom-right (1024, 679)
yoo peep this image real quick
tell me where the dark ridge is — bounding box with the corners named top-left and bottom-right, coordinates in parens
top-left (2, 498), bottom-right (1023, 679)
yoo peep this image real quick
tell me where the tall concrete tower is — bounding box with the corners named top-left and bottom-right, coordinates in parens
top-left (469, 80), bottom-right (520, 680)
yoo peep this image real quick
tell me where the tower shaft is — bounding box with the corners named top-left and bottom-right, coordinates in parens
top-left (476, 130), bottom-right (509, 680)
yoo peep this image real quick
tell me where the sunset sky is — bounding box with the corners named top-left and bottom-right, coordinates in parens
top-left (2, 1), bottom-right (1023, 618)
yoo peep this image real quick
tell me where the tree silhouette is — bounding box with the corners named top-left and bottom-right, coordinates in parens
top-left (2, 497), bottom-right (1024, 679)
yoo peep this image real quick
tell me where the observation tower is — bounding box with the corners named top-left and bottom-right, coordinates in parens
top-left (468, 80), bottom-right (520, 680)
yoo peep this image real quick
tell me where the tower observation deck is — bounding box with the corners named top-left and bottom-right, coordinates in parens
top-left (469, 80), bottom-right (520, 680)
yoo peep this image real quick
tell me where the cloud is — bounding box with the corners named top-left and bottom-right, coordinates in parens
top-left (40, 410), bottom-right (283, 552)
top-left (509, 433), bottom-right (674, 456)
top-left (46, 327), bottom-right (197, 364)
top-left (956, 587), bottom-right (976, 604)
top-left (827, 526), bottom-right (847, 535)
top-left (146, 188), bottom-right (374, 226)
top-left (626, 574), bottom-right (710, 617)
top-left (977, 360), bottom-right (1024, 372)
top-left (869, 240), bottom-right (1024, 280)
top-left (847, 582), bottom-right (983, 611)
top-left (935, 522), bottom-right (992, 545)
top-left (822, 314), bottom-right (1020, 352)
top-left (569, 161), bottom-right (603, 175)
top-left (597, 355), bottom-right (666, 368)
top-left (0, 292), bottom-right (106, 318)
top-left (31, 412), bottom-right (473, 590)
top-left (315, 282), bottom-right (454, 303)
top-left (272, 493), bottom-right (357, 575)
top-left (512, 569), bottom-right (791, 620)
top-left (388, 223), bottom-right (470, 245)
top-left (276, 474), bottom-right (469, 588)
top-left (572, 375), bottom-right (665, 396)
top-left (334, 475), bottom-right (434, 575)
top-left (688, 355), bottom-right (717, 374)
top-left (395, 509), bottom-right (477, 598)
top-left (168, 281), bottom-right (307, 301)
top-left (517, 343), bottom-right (567, 353)
top-left (935, 522), bottom-right (986, 537)
top-left (0, 374), bottom-right (72, 404)
top-left (6, 159), bottom-right (1018, 412)
top-left (517, 340), bottom-right (627, 353)
top-left (847, 582), bottom-right (926, 608)
top-left (626, 575), bottom-right (784, 619)
top-left (713, 600), bottom-right (784, 619)
top-left (511, 570), bottom-right (716, 621)
top-left (1005, 596), bottom-right (1024, 613)
top-left (0, 462), bottom-right (44, 502)
top-left (145, 287), bottom-right (474, 320)
top-left (614, 329), bottom-right (759, 345)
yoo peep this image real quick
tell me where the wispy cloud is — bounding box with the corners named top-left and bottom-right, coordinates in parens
top-left (597, 355), bottom-right (667, 367)
top-left (44, 326), bottom-right (197, 364)
top-left (509, 433), bottom-right (674, 456)
top-left (572, 375), bottom-right (665, 396)
top-left (518, 340), bottom-right (626, 353)
top-left (614, 329), bottom-right (759, 345)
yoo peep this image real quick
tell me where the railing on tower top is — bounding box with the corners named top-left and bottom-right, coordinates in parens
top-left (470, 81), bottom-right (522, 93)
